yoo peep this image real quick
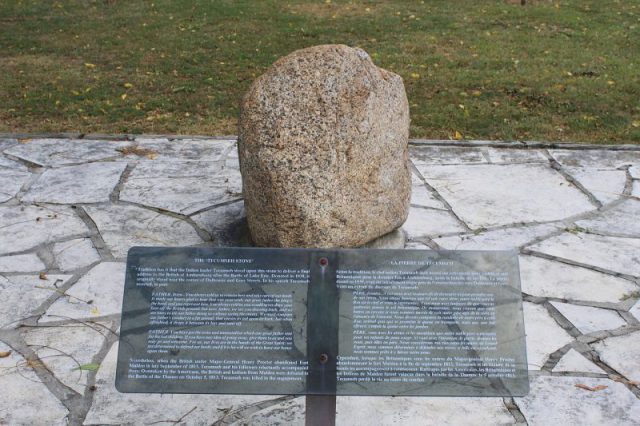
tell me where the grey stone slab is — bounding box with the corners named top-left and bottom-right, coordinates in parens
top-left (0, 168), bottom-right (30, 202)
top-left (516, 375), bottom-right (640, 425)
top-left (362, 228), bottom-right (406, 249)
top-left (528, 232), bottom-right (640, 277)
top-left (565, 167), bottom-right (627, 205)
top-left (549, 149), bottom-right (640, 169)
top-left (336, 396), bottom-right (513, 426)
top-left (0, 137), bottom-right (18, 151)
top-left (4, 138), bottom-right (131, 166)
top-left (232, 397), bottom-right (304, 426)
top-left (593, 331), bottom-right (640, 382)
top-left (410, 146), bottom-right (487, 166)
top-left (0, 155), bottom-right (28, 171)
top-left (435, 223), bottom-right (561, 251)
top-left (631, 301), bottom-right (640, 322)
top-left (0, 274), bottom-right (72, 328)
top-left (131, 137), bottom-right (235, 161)
top-left (0, 205), bottom-right (89, 255)
top-left (519, 256), bottom-right (638, 303)
top-left (41, 262), bottom-right (126, 322)
top-left (0, 253), bottom-right (45, 273)
top-left (410, 172), bottom-right (446, 209)
top-left (0, 341), bottom-right (69, 425)
top-left (190, 201), bottom-right (250, 247)
top-left (401, 206), bottom-right (466, 239)
top-left (630, 166), bottom-right (640, 179)
top-left (404, 241), bottom-right (432, 250)
top-left (84, 204), bottom-right (204, 259)
top-left (486, 148), bottom-right (546, 164)
top-left (22, 162), bottom-right (127, 204)
top-left (84, 342), bottom-right (276, 425)
top-left (633, 180), bottom-right (640, 198)
top-left (23, 321), bottom-right (112, 393)
top-left (550, 302), bottom-right (626, 334)
top-left (523, 302), bottom-right (574, 370)
top-left (552, 348), bottom-right (605, 374)
top-left (120, 160), bottom-right (241, 214)
top-left (52, 238), bottom-right (101, 272)
top-left (576, 200), bottom-right (640, 237)
top-left (419, 164), bottom-right (594, 229)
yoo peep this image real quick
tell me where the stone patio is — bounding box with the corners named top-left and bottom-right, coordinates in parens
top-left (0, 135), bottom-right (639, 425)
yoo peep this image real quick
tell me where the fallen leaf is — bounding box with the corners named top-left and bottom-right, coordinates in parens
top-left (77, 363), bottom-right (100, 371)
top-left (454, 130), bottom-right (463, 140)
top-left (90, 306), bottom-right (100, 315)
top-left (0, 350), bottom-right (11, 358)
top-left (575, 383), bottom-right (608, 392)
top-left (84, 63), bottom-right (96, 69)
top-left (410, 72), bottom-right (420, 79)
top-left (632, 120), bottom-right (640, 128)
top-left (121, 93), bottom-right (127, 100)
top-left (123, 82), bottom-right (134, 89)
top-left (39, 272), bottom-right (48, 280)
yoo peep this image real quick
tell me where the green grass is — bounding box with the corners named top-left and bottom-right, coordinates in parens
top-left (1, 0), bottom-right (639, 143)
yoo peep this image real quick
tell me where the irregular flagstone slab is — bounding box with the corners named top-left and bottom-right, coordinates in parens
top-left (631, 301), bottom-right (640, 322)
top-left (404, 241), bottom-right (432, 250)
top-left (0, 341), bottom-right (69, 425)
top-left (410, 146), bottom-right (487, 166)
top-left (418, 163), bottom-right (594, 229)
top-left (633, 181), bottom-right (640, 197)
top-left (0, 155), bottom-right (28, 171)
top-left (0, 205), bottom-right (89, 255)
top-left (52, 238), bottom-right (101, 272)
top-left (486, 148), bottom-right (546, 164)
top-left (516, 375), bottom-right (640, 425)
top-left (4, 138), bottom-right (131, 166)
top-left (84, 342), bottom-right (277, 425)
top-left (564, 167), bottom-right (627, 205)
top-left (410, 172), bottom-right (446, 209)
top-left (131, 138), bottom-right (235, 161)
top-left (0, 274), bottom-right (72, 328)
top-left (233, 397), bottom-right (304, 426)
top-left (550, 302), bottom-right (626, 334)
top-left (0, 253), bottom-right (45, 273)
top-left (549, 149), bottom-right (640, 169)
top-left (190, 201), bottom-right (250, 247)
top-left (552, 349), bottom-right (605, 374)
top-left (23, 321), bottom-right (112, 393)
top-left (528, 232), bottom-right (640, 277)
top-left (630, 166), bottom-right (640, 179)
top-left (119, 160), bottom-right (241, 215)
top-left (435, 223), bottom-right (561, 250)
top-left (84, 204), bottom-right (204, 259)
top-left (576, 200), bottom-right (640, 237)
top-left (0, 137), bottom-right (18, 151)
top-left (523, 302), bottom-right (574, 370)
top-left (22, 162), bottom-right (127, 204)
top-left (401, 206), bottom-right (466, 239)
top-left (41, 262), bottom-right (126, 322)
top-left (593, 331), bottom-right (640, 382)
top-left (363, 228), bottom-right (406, 249)
top-left (0, 168), bottom-right (30, 202)
top-left (336, 396), bottom-right (513, 426)
top-left (519, 256), bottom-right (638, 303)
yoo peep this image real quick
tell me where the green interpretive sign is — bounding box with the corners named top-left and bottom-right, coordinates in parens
top-left (116, 247), bottom-right (528, 396)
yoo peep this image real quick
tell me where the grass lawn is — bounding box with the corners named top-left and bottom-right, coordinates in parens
top-left (0, 0), bottom-right (639, 143)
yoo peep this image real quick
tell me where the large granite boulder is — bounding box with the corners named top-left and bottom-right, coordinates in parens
top-left (238, 44), bottom-right (410, 247)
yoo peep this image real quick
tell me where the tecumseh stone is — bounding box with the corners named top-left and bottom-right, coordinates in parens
top-left (238, 44), bottom-right (410, 247)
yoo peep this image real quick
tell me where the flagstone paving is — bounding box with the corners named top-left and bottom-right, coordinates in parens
top-left (0, 136), bottom-right (639, 425)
